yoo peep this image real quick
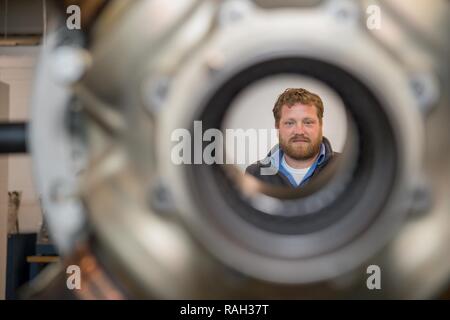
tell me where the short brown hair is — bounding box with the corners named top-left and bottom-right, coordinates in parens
top-left (273, 88), bottom-right (324, 127)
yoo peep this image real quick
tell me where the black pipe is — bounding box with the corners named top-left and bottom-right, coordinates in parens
top-left (0, 122), bottom-right (28, 154)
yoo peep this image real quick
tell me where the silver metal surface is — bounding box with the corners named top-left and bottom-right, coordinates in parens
top-left (29, 0), bottom-right (449, 298)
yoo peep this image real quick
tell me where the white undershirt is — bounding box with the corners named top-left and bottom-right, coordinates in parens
top-left (282, 156), bottom-right (311, 185)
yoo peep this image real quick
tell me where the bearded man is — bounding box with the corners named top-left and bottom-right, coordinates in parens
top-left (245, 88), bottom-right (340, 188)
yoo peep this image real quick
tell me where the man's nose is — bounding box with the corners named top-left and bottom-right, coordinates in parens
top-left (293, 123), bottom-right (306, 135)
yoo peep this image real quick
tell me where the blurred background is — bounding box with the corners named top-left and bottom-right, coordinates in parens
top-left (0, 0), bottom-right (448, 299)
top-left (0, 0), bottom-right (43, 300)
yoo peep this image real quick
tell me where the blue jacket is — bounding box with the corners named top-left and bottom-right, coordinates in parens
top-left (245, 137), bottom-right (340, 188)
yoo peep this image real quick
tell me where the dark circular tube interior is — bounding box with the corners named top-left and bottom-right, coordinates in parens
top-left (187, 57), bottom-right (399, 236)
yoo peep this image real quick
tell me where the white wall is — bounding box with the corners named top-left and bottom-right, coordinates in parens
top-left (0, 46), bottom-right (41, 299)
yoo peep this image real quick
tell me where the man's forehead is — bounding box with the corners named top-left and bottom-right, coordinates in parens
top-left (281, 103), bottom-right (317, 116)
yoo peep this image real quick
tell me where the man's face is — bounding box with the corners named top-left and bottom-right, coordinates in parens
top-left (277, 103), bottom-right (323, 161)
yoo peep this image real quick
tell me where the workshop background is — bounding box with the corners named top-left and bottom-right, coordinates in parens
top-left (0, 0), bottom-right (44, 300)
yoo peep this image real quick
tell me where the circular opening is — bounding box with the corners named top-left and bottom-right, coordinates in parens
top-left (187, 57), bottom-right (398, 238)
